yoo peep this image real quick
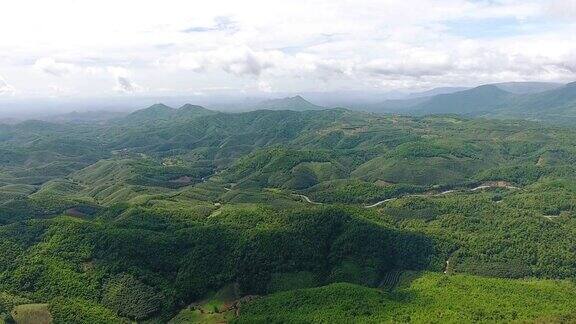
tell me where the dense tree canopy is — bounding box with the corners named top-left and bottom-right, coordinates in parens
top-left (2, 107), bottom-right (576, 322)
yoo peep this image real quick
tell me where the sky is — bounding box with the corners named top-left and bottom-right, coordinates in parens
top-left (1, 0), bottom-right (576, 101)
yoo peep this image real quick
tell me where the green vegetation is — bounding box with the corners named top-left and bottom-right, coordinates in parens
top-left (379, 81), bottom-right (576, 125)
top-left (236, 272), bottom-right (576, 323)
top-left (102, 274), bottom-right (162, 320)
top-left (253, 95), bottom-right (325, 111)
top-left (49, 297), bottom-right (124, 323)
top-left (2, 106), bottom-right (576, 322)
top-left (169, 284), bottom-right (239, 323)
top-left (11, 304), bottom-right (52, 324)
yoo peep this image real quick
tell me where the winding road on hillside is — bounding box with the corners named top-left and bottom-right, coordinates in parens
top-left (294, 194), bottom-right (323, 205)
top-left (293, 182), bottom-right (519, 208)
top-left (365, 198), bottom-right (397, 208)
top-left (364, 183), bottom-right (519, 208)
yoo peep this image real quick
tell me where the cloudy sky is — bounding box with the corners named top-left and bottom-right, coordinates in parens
top-left (1, 0), bottom-right (576, 99)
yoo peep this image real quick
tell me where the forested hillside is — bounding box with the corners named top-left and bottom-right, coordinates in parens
top-left (366, 81), bottom-right (576, 126)
top-left (2, 106), bottom-right (576, 323)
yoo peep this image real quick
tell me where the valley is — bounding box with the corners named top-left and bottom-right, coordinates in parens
top-left (5, 0), bottom-right (576, 322)
top-left (2, 105), bottom-right (576, 322)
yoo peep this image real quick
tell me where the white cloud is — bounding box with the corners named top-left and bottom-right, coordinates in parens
top-left (158, 46), bottom-right (279, 77)
top-left (221, 48), bottom-right (276, 77)
top-left (1, 0), bottom-right (576, 96)
top-left (115, 76), bottom-right (138, 93)
top-left (545, 0), bottom-right (576, 19)
top-left (257, 80), bottom-right (272, 92)
top-left (46, 84), bottom-right (74, 97)
top-left (0, 75), bottom-right (16, 96)
top-left (364, 51), bottom-right (453, 77)
top-left (34, 58), bottom-right (76, 77)
top-left (182, 16), bottom-right (239, 33)
top-left (107, 67), bottom-right (143, 93)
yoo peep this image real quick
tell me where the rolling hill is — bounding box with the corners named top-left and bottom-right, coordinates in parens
top-left (409, 84), bottom-right (514, 115)
top-left (2, 106), bottom-right (576, 322)
top-left (493, 81), bottom-right (563, 94)
top-left (122, 103), bottom-right (216, 125)
top-left (368, 81), bottom-right (576, 125)
top-left (406, 86), bottom-right (471, 99)
top-left (253, 95), bottom-right (325, 111)
top-left (493, 81), bottom-right (576, 122)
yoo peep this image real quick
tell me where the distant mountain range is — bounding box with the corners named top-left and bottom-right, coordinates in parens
top-left (353, 81), bottom-right (576, 125)
top-left (44, 110), bottom-right (129, 123)
top-left (406, 87), bottom-right (471, 99)
top-left (408, 84), bottom-right (514, 115)
top-left (252, 95), bottom-right (325, 111)
top-left (123, 103), bottom-right (216, 124)
top-left (30, 81), bottom-right (576, 126)
top-left (492, 81), bottom-right (563, 94)
top-left (120, 81), bottom-right (576, 126)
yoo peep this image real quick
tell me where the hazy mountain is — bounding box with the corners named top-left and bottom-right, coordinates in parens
top-left (358, 83), bottom-right (555, 114)
top-left (0, 117), bottom-right (19, 125)
top-left (299, 90), bottom-right (407, 106)
top-left (123, 103), bottom-right (216, 124)
top-left (44, 110), bottom-right (129, 123)
top-left (359, 82), bottom-right (569, 116)
top-left (396, 81), bottom-right (576, 125)
top-left (124, 103), bottom-right (175, 122)
top-left (352, 87), bottom-right (470, 112)
top-left (254, 95), bottom-right (325, 111)
top-left (406, 87), bottom-right (471, 99)
top-left (409, 85), bottom-right (514, 115)
top-left (494, 82), bottom-right (564, 94)
top-left (490, 81), bottom-right (576, 123)
top-left (176, 103), bottom-right (216, 118)
top-left (361, 97), bottom-right (429, 113)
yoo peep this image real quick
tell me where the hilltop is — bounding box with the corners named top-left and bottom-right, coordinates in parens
top-left (360, 81), bottom-right (576, 125)
top-left (254, 95), bottom-right (325, 111)
top-left (1, 106), bottom-right (576, 322)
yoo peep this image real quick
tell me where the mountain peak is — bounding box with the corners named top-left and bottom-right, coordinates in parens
top-left (493, 82), bottom-right (564, 94)
top-left (407, 87), bottom-right (471, 99)
top-left (178, 103), bottom-right (207, 111)
top-left (409, 84), bottom-right (513, 115)
top-left (473, 84), bottom-right (507, 92)
top-left (255, 95), bottom-right (324, 111)
top-left (124, 103), bottom-right (176, 123)
top-left (176, 104), bottom-right (215, 118)
top-left (281, 95), bottom-right (311, 104)
top-left (146, 103), bottom-right (173, 110)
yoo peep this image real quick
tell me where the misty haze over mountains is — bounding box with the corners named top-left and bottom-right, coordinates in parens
top-left (1, 80), bottom-right (572, 124)
top-left (7, 1), bottom-right (576, 322)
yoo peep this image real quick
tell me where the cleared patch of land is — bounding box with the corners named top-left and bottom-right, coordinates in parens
top-left (11, 304), bottom-right (52, 324)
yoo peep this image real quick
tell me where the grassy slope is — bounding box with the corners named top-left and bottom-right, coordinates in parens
top-left (237, 272), bottom-right (576, 323)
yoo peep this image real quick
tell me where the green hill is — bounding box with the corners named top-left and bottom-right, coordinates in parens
top-left (409, 84), bottom-right (514, 115)
top-left (494, 81), bottom-right (563, 94)
top-left (123, 103), bottom-right (216, 125)
top-left (124, 103), bottom-right (175, 122)
top-left (377, 81), bottom-right (576, 125)
top-left (492, 81), bottom-right (576, 123)
top-left (254, 95), bottom-right (325, 111)
top-left (237, 272), bottom-right (576, 323)
top-left (3, 106), bottom-right (576, 322)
